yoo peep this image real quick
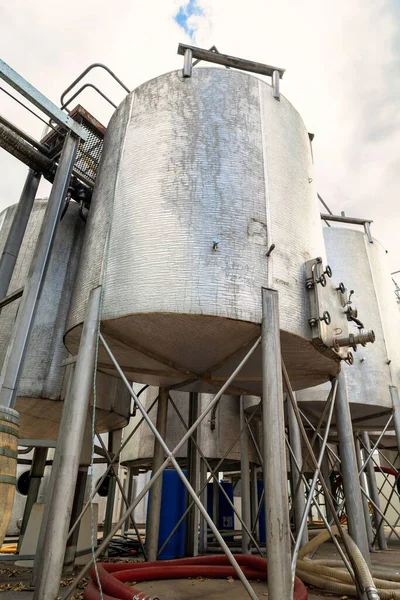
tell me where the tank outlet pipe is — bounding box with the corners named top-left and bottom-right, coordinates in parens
top-left (334, 329), bottom-right (375, 351)
top-left (0, 406), bottom-right (19, 547)
top-left (0, 122), bottom-right (54, 178)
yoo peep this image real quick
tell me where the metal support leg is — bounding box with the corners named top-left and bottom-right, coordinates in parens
top-left (335, 371), bottom-right (371, 565)
top-left (63, 468), bottom-right (88, 570)
top-left (185, 392), bottom-right (199, 557)
top-left (354, 435), bottom-right (374, 549)
top-left (287, 394), bottom-right (308, 547)
top-left (146, 388), bottom-right (168, 562)
top-left (199, 459), bottom-right (208, 554)
top-left (0, 132), bottom-right (79, 410)
top-left (17, 446), bottom-right (47, 551)
top-left (250, 464), bottom-right (259, 541)
top-left (261, 288), bottom-right (292, 598)
top-left (0, 169), bottom-right (40, 301)
top-left (240, 396), bottom-right (251, 554)
top-left (362, 432), bottom-right (388, 550)
top-left (32, 285), bottom-right (101, 600)
top-left (121, 467), bottom-right (135, 536)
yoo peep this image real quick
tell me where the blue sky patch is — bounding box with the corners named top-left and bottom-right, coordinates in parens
top-left (175, 0), bottom-right (204, 38)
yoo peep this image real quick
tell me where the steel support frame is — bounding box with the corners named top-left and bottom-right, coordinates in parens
top-left (62, 290), bottom-right (294, 600)
top-left (360, 432), bottom-right (387, 550)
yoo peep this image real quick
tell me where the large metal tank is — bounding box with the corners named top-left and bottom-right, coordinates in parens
top-left (120, 386), bottom-right (260, 471)
top-left (297, 227), bottom-right (400, 428)
top-left (0, 200), bottom-right (130, 439)
top-left (65, 67), bottom-right (345, 394)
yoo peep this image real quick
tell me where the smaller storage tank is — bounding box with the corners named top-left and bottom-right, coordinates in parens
top-left (120, 386), bottom-right (260, 471)
top-left (297, 227), bottom-right (400, 428)
top-left (0, 200), bottom-right (130, 439)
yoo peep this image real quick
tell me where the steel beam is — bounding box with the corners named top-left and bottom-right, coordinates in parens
top-left (17, 446), bottom-right (47, 552)
top-left (0, 59), bottom-right (88, 140)
top-left (185, 392), bottom-right (200, 556)
top-left (361, 432), bottom-right (387, 550)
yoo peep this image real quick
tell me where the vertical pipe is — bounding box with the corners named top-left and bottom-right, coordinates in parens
top-left (362, 431), bottom-right (388, 550)
top-left (261, 288), bottom-right (292, 599)
top-left (335, 371), bottom-right (371, 565)
top-left (183, 48), bottom-right (193, 77)
top-left (146, 388), bottom-right (168, 562)
top-left (32, 285), bottom-right (102, 600)
top-left (103, 431), bottom-right (121, 545)
top-left (272, 70), bottom-right (280, 100)
top-left (354, 435), bottom-right (374, 549)
top-left (287, 395), bottom-right (309, 547)
top-left (199, 459), bottom-right (208, 554)
top-left (17, 446), bottom-right (47, 551)
top-left (0, 169), bottom-right (41, 301)
top-left (185, 392), bottom-right (199, 556)
top-left (250, 464), bottom-right (259, 541)
top-left (212, 476), bottom-right (219, 537)
top-left (0, 133), bottom-right (79, 410)
top-left (240, 396), bottom-right (251, 554)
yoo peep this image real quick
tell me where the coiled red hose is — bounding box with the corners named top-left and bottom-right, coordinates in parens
top-left (83, 555), bottom-right (308, 600)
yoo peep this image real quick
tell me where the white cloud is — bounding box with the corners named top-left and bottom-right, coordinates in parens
top-left (0, 0), bottom-right (399, 270)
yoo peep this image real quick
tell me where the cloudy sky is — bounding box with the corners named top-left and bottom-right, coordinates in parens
top-left (1, 0), bottom-right (399, 275)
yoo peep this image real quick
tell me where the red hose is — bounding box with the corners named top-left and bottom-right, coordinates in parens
top-left (83, 555), bottom-right (308, 600)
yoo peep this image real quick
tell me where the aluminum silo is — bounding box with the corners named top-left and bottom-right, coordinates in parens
top-left (297, 227), bottom-right (400, 428)
top-left (65, 67), bottom-right (353, 394)
top-left (0, 200), bottom-right (130, 440)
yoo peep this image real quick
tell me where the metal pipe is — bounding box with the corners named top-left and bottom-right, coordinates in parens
top-left (320, 452), bottom-right (333, 524)
top-left (0, 121), bottom-right (53, 176)
top-left (287, 393), bottom-right (309, 547)
top-left (240, 396), bottom-right (251, 554)
top-left (146, 388), bottom-right (168, 562)
top-left (0, 169), bottom-right (41, 301)
top-left (17, 446), bottom-right (47, 551)
top-left (0, 115), bottom-right (49, 153)
top-left (185, 392), bottom-right (199, 556)
top-left (272, 70), bottom-right (280, 99)
top-left (335, 370), bottom-right (371, 565)
top-left (261, 288), bottom-right (291, 599)
top-left (361, 432), bottom-right (387, 550)
top-left (32, 286), bottom-right (101, 600)
top-left (354, 435), bottom-right (374, 549)
top-left (0, 132), bottom-right (79, 410)
top-left (183, 48), bottom-right (193, 77)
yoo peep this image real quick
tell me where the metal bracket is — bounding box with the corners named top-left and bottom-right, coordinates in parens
top-left (177, 43), bottom-right (285, 80)
top-left (0, 59), bottom-right (88, 141)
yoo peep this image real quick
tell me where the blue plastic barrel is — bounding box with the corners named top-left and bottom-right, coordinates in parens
top-left (147, 469), bottom-right (186, 560)
top-left (257, 480), bottom-right (266, 544)
top-left (207, 482), bottom-right (235, 542)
